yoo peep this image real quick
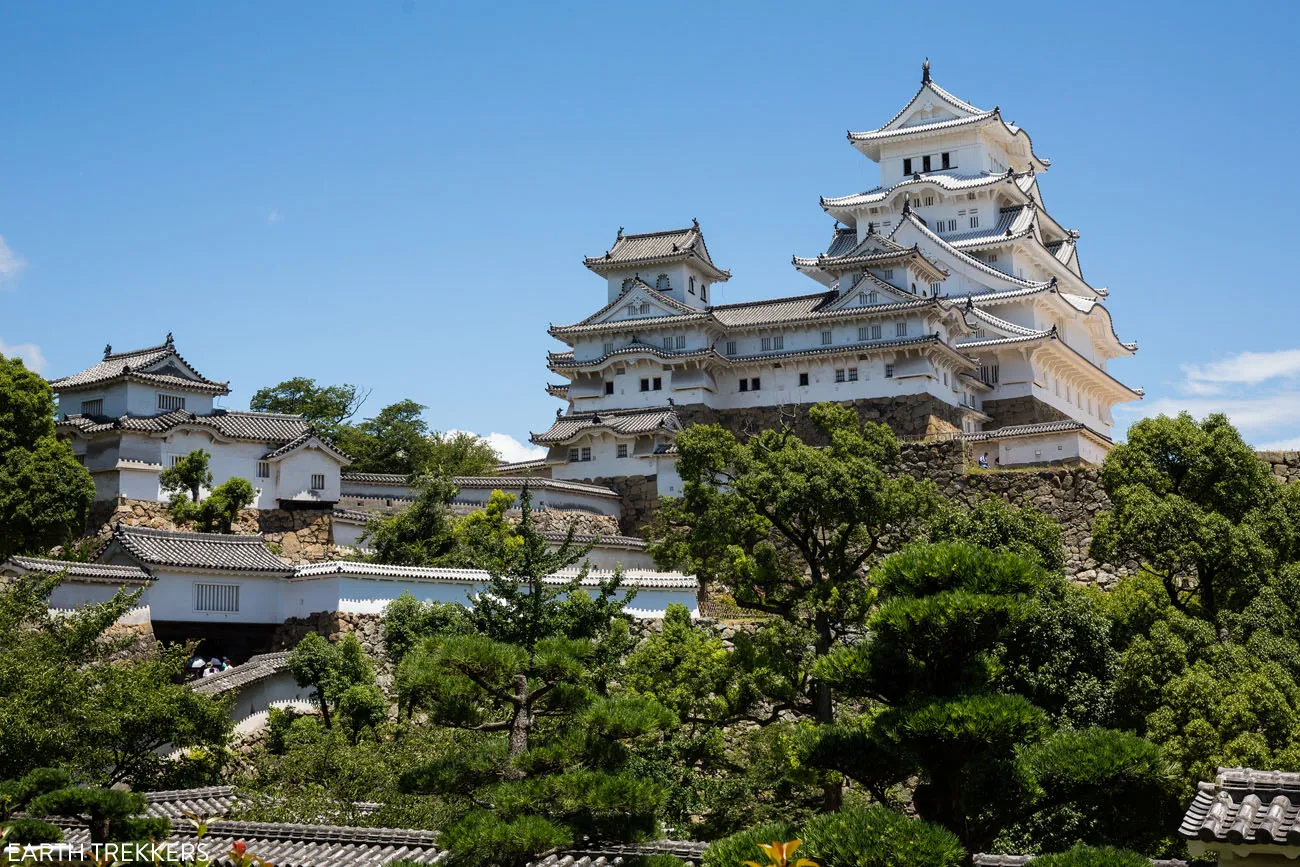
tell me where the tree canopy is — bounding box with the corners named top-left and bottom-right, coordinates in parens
top-left (0, 354), bottom-right (95, 560)
top-left (250, 377), bottom-right (370, 438)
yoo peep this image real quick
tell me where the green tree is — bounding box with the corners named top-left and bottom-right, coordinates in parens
top-left (249, 377), bottom-right (369, 439)
top-left (27, 787), bottom-right (169, 845)
top-left (382, 592), bottom-right (472, 666)
top-left (363, 475), bottom-right (459, 565)
top-left (339, 399), bottom-right (435, 475)
top-left (427, 430), bottom-right (500, 478)
top-left (1091, 412), bottom-right (1300, 621)
top-left (930, 496), bottom-right (1066, 572)
top-left (0, 354), bottom-right (95, 559)
top-left (650, 403), bottom-right (940, 809)
top-left (0, 574), bottom-right (229, 786)
top-left (809, 543), bottom-right (1172, 855)
top-left (397, 491), bottom-right (668, 867)
top-left (289, 633), bottom-right (377, 730)
top-left (160, 448), bottom-right (213, 503)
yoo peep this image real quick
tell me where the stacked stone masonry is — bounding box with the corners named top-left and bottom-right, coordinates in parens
top-left (675, 395), bottom-right (964, 443)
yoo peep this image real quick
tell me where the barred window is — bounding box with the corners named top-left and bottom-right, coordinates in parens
top-left (821, 330), bottom-right (832, 345)
top-left (168, 454), bottom-right (186, 468)
top-left (581, 447), bottom-right (591, 461)
top-left (858, 326), bottom-right (869, 341)
top-left (675, 335), bottom-right (686, 349)
top-left (980, 364), bottom-right (1000, 385)
top-left (835, 369), bottom-right (846, 383)
top-left (195, 583), bottom-right (239, 613)
top-left (80, 399), bottom-right (103, 416)
top-left (603, 341), bottom-right (614, 354)
top-left (310, 474), bottom-right (325, 490)
top-left (761, 336), bottom-right (773, 351)
top-left (617, 444), bottom-right (628, 458)
top-left (871, 324), bottom-right (882, 339)
top-left (848, 367), bottom-right (859, 382)
top-left (256, 461), bottom-right (270, 479)
top-left (896, 321), bottom-right (908, 337)
top-left (663, 336), bottom-right (674, 349)
top-left (885, 364), bottom-right (895, 378)
top-left (725, 340), bottom-right (737, 356)
top-left (158, 393), bottom-right (186, 411)
top-left (569, 447), bottom-right (580, 462)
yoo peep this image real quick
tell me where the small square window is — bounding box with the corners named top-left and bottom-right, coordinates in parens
top-left (799, 372), bottom-right (809, 386)
top-left (168, 454), bottom-right (186, 468)
top-left (871, 324), bottom-right (882, 339)
top-left (858, 326), bottom-right (868, 341)
top-left (903, 157), bottom-right (913, 174)
top-left (310, 474), bottom-right (326, 490)
top-left (653, 377), bottom-right (662, 390)
top-left (848, 367), bottom-right (859, 382)
top-left (773, 335), bottom-right (784, 350)
top-left (157, 393), bottom-right (186, 412)
top-left (739, 379), bottom-right (749, 392)
top-left (663, 336), bottom-right (674, 349)
top-left (821, 330), bottom-right (832, 345)
top-left (750, 377), bottom-right (761, 391)
top-left (835, 369), bottom-right (846, 383)
top-left (581, 447), bottom-right (592, 461)
top-left (725, 340), bottom-right (737, 356)
top-left (617, 444), bottom-right (628, 458)
top-left (885, 364), bottom-right (895, 378)
top-left (640, 379), bottom-right (650, 392)
top-left (675, 335), bottom-right (686, 349)
top-left (568, 447), bottom-right (580, 462)
top-left (922, 154), bottom-right (932, 172)
top-left (603, 341), bottom-right (614, 354)
top-left (81, 398), bottom-right (103, 416)
top-left (761, 336), bottom-right (772, 351)
top-left (882, 269), bottom-right (894, 280)
top-left (941, 152), bottom-right (951, 169)
top-left (896, 321), bottom-right (908, 337)
top-left (256, 461), bottom-right (270, 479)
top-left (605, 381), bottom-right (614, 395)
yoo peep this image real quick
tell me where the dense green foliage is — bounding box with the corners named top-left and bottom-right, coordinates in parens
top-left (11, 401), bottom-right (1300, 865)
top-left (0, 575), bottom-right (230, 787)
top-left (160, 449), bottom-right (257, 532)
top-left (250, 377), bottom-right (369, 439)
top-left (650, 404), bottom-right (940, 809)
top-left (0, 353), bottom-right (94, 559)
top-left (1093, 412), bottom-right (1300, 795)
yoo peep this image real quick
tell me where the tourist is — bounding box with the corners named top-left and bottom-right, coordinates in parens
top-left (221, 657), bottom-right (232, 671)
top-left (978, 452), bottom-right (990, 469)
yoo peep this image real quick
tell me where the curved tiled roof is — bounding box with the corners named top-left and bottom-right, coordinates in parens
top-left (263, 431), bottom-right (353, 463)
top-left (50, 338), bottom-right (231, 395)
top-left (548, 342), bottom-right (717, 370)
top-left (973, 858), bottom-right (1184, 867)
top-left (59, 409), bottom-right (315, 446)
top-left (530, 842), bottom-right (707, 867)
top-left (3, 556), bottom-right (151, 584)
top-left (821, 170), bottom-right (1033, 211)
top-left (890, 211), bottom-right (1051, 290)
top-left (532, 406), bottom-right (680, 445)
top-left (141, 785), bottom-right (240, 818)
top-left (1181, 767), bottom-right (1300, 847)
top-left (190, 652), bottom-right (292, 697)
top-left (584, 226), bottom-right (730, 281)
top-left (340, 472), bottom-right (411, 485)
top-left (850, 108), bottom-right (1002, 143)
top-left (292, 561), bottom-right (697, 590)
top-left (962, 420), bottom-right (1111, 443)
top-left (59, 819), bottom-right (444, 866)
top-left (944, 204), bottom-right (1037, 248)
top-left (452, 476), bottom-right (621, 498)
top-left (112, 525), bottom-right (290, 573)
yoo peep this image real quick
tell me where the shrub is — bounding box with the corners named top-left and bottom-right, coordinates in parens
top-left (799, 805), bottom-right (965, 867)
top-left (438, 811), bottom-right (572, 867)
top-left (1032, 845), bottom-right (1151, 867)
top-left (702, 822), bottom-right (797, 867)
top-left (2, 818), bottom-right (63, 845)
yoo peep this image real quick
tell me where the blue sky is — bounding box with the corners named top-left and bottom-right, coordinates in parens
top-left (3, 1), bottom-right (1299, 460)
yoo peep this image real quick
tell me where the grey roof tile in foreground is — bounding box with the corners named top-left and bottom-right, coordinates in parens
top-left (60, 820), bottom-right (444, 866)
top-left (111, 525), bottom-right (290, 574)
top-left (142, 785), bottom-right (240, 819)
top-left (1180, 767), bottom-right (1300, 846)
top-left (3, 556), bottom-right (151, 584)
top-left (973, 858), bottom-right (1185, 866)
top-left (529, 841), bottom-right (707, 867)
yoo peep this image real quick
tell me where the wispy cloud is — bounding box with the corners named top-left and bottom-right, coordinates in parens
top-left (0, 339), bottom-right (47, 372)
top-left (267, 208), bottom-right (283, 226)
top-left (1180, 348), bottom-right (1300, 396)
top-left (1118, 346), bottom-right (1300, 447)
top-left (1259, 435), bottom-right (1300, 452)
top-left (0, 235), bottom-right (28, 288)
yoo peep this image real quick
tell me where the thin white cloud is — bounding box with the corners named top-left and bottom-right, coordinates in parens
top-left (0, 339), bottom-right (47, 372)
top-left (267, 208), bottom-right (282, 226)
top-left (1258, 435), bottom-right (1300, 452)
top-left (0, 235), bottom-right (28, 287)
top-left (1180, 348), bottom-right (1300, 396)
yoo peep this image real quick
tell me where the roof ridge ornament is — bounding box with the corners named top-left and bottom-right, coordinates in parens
top-left (104, 344), bottom-right (112, 359)
top-left (617, 226), bottom-right (623, 238)
top-left (692, 217), bottom-right (699, 229)
top-left (902, 195), bottom-right (912, 216)
top-left (165, 332), bottom-right (174, 346)
top-left (922, 58), bottom-right (931, 84)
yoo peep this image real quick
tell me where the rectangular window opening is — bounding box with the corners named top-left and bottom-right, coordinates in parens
top-left (195, 583), bottom-right (239, 613)
top-left (310, 474), bottom-right (326, 490)
top-left (81, 399), bottom-right (104, 416)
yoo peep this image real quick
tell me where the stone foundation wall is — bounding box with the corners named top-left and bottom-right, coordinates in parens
top-left (675, 394), bottom-right (964, 443)
top-left (88, 498), bottom-right (337, 563)
top-left (900, 440), bottom-right (1133, 587)
top-left (272, 610), bottom-right (385, 656)
top-left (981, 395), bottom-right (1073, 429)
top-left (1260, 452), bottom-right (1300, 484)
top-left (444, 504), bottom-right (622, 537)
top-left (587, 475), bottom-right (659, 535)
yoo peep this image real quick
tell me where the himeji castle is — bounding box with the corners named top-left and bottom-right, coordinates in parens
top-left (532, 62), bottom-right (1141, 496)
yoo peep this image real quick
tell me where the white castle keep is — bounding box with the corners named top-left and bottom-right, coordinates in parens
top-left (533, 62), bottom-right (1141, 496)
